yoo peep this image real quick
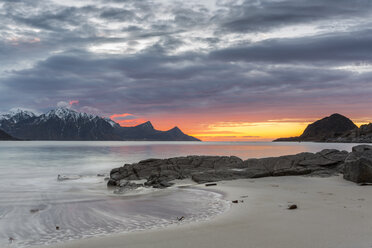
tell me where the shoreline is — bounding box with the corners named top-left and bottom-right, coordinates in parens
top-left (40, 175), bottom-right (372, 248)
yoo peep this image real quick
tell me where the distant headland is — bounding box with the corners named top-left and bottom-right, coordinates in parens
top-left (274, 113), bottom-right (372, 143)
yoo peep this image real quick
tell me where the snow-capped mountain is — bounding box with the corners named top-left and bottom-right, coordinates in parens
top-left (0, 109), bottom-right (37, 123)
top-left (0, 108), bottom-right (200, 141)
top-left (36, 108), bottom-right (120, 128)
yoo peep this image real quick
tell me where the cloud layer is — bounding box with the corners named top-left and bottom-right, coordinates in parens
top-left (1, 0), bottom-right (372, 134)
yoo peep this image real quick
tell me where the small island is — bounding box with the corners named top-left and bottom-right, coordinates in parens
top-left (274, 113), bottom-right (372, 143)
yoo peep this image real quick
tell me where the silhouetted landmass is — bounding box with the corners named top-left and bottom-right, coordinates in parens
top-left (334, 123), bottom-right (372, 143)
top-left (0, 108), bottom-right (200, 141)
top-left (0, 129), bottom-right (17, 140)
top-left (274, 113), bottom-right (359, 142)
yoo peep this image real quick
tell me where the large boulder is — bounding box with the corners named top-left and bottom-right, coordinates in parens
top-left (343, 145), bottom-right (372, 183)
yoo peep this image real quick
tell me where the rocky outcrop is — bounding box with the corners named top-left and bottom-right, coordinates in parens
top-left (343, 145), bottom-right (372, 183)
top-left (109, 156), bottom-right (244, 188)
top-left (108, 148), bottom-right (371, 191)
top-left (331, 123), bottom-right (372, 143)
top-left (274, 113), bottom-right (358, 142)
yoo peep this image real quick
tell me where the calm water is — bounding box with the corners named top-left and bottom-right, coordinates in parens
top-left (0, 141), bottom-right (362, 247)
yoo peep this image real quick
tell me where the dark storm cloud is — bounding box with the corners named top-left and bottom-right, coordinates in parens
top-left (210, 30), bottom-right (372, 64)
top-left (216, 0), bottom-right (372, 33)
top-left (99, 7), bottom-right (138, 21)
top-left (1, 0), bottom-right (372, 118)
top-left (2, 47), bottom-right (370, 116)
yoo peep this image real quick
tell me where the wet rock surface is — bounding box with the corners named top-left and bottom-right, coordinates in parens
top-left (108, 145), bottom-right (372, 190)
top-left (343, 145), bottom-right (372, 183)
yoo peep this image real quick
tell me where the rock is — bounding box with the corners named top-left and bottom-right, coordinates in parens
top-left (205, 183), bottom-right (217, 186)
top-left (342, 145), bottom-right (372, 183)
top-left (288, 204), bottom-right (298, 210)
top-left (108, 155), bottom-right (243, 188)
top-left (108, 150), bottom-right (349, 188)
top-left (107, 179), bottom-right (118, 187)
top-left (112, 179), bottom-right (144, 193)
top-left (352, 145), bottom-right (372, 153)
top-left (343, 157), bottom-right (372, 183)
top-left (144, 175), bottom-right (174, 188)
top-left (57, 174), bottom-right (81, 181)
top-left (334, 123), bottom-right (372, 143)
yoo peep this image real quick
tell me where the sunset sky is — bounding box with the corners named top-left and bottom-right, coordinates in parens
top-left (1, 0), bottom-right (372, 141)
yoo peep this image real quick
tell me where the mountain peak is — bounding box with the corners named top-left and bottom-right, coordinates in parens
top-left (9, 108), bottom-right (37, 116)
top-left (45, 107), bottom-right (97, 121)
top-left (0, 108), bottom-right (37, 123)
top-left (135, 121), bottom-right (154, 129)
top-left (169, 126), bottom-right (182, 132)
top-left (274, 113), bottom-right (357, 142)
top-left (46, 107), bottom-right (77, 116)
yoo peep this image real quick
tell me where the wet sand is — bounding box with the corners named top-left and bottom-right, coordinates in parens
top-left (40, 175), bottom-right (372, 248)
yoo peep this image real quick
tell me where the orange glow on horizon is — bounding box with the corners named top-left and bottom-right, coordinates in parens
top-left (188, 121), bottom-right (308, 141)
top-left (108, 112), bottom-right (372, 142)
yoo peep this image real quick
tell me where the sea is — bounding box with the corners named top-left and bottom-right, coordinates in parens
top-left (0, 141), bottom-right (362, 247)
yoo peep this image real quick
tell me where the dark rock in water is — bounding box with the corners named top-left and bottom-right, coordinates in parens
top-left (113, 180), bottom-right (144, 193)
top-left (57, 174), bottom-right (81, 181)
top-left (288, 204), bottom-right (298, 210)
top-left (274, 113), bottom-right (358, 142)
top-left (144, 175), bottom-right (174, 188)
top-left (205, 183), bottom-right (217, 186)
top-left (343, 145), bottom-right (372, 183)
top-left (107, 179), bottom-right (118, 187)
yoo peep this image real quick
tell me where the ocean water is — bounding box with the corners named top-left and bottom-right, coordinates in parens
top-left (0, 141), bottom-right (363, 247)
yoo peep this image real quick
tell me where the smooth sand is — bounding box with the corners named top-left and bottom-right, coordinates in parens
top-left (43, 176), bottom-right (372, 248)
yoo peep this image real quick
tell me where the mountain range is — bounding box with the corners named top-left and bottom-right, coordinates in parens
top-left (0, 129), bottom-right (17, 140)
top-left (0, 108), bottom-right (200, 141)
top-left (274, 113), bottom-right (372, 143)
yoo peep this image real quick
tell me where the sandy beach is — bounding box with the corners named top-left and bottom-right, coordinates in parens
top-left (41, 175), bottom-right (372, 248)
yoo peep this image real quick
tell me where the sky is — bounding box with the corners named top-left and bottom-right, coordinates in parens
top-left (1, 0), bottom-right (372, 141)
